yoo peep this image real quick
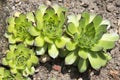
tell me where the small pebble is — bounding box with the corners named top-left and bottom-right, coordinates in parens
top-left (45, 0), bottom-right (51, 6)
top-left (18, 1), bottom-right (22, 5)
top-left (118, 39), bottom-right (120, 44)
top-left (14, 0), bottom-right (20, 3)
top-left (33, 78), bottom-right (41, 80)
top-left (78, 78), bottom-right (83, 80)
top-left (12, 6), bottom-right (15, 10)
top-left (90, 72), bottom-right (94, 76)
top-left (115, 0), bottom-right (120, 7)
top-left (107, 3), bottom-right (115, 12)
top-left (118, 19), bottom-right (120, 34)
top-left (58, 0), bottom-right (63, 2)
top-left (40, 54), bottom-right (50, 63)
top-left (118, 19), bottom-right (120, 26)
top-left (82, 3), bottom-right (89, 8)
top-left (35, 68), bottom-right (39, 72)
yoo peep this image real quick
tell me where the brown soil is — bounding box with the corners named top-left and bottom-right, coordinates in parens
top-left (0, 0), bottom-right (120, 80)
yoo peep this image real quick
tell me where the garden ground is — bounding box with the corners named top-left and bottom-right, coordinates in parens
top-left (0, 0), bottom-right (120, 80)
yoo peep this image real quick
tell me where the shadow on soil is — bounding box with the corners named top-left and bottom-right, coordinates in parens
top-left (39, 57), bottom-right (101, 80)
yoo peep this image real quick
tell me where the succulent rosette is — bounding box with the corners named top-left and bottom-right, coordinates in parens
top-left (29, 4), bottom-right (69, 58)
top-left (2, 44), bottom-right (38, 77)
top-left (5, 12), bottom-right (35, 45)
top-left (65, 12), bottom-right (119, 72)
top-left (0, 67), bottom-right (29, 80)
top-left (4, 3), bottom-right (119, 75)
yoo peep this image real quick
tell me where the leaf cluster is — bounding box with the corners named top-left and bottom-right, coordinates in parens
top-left (0, 67), bottom-right (29, 80)
top-left (65, 12), bottom-right (119, 72)
top-left (1, 4), bottom-right (119, 80)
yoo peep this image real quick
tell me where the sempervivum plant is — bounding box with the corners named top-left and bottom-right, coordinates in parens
top-left (0, 67), bottom-right (29, 80)
top-left (29, 4), bottom-right (69, 58)
top-left (65, 12), bottom-right (119, 72)
top-left (2, 44), bottom-right (38, 77)
top-left (5, 12), bottom-right (35, 45)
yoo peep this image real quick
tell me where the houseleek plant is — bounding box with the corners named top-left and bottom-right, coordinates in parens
top-left (28, 4), bottom-right (69, 58)
top-left (0, 67), bottom-right (29, 80)
top-left (5, 13), bottom-right (35, 45)
top-left (3, 4), bottom-right (119, 75)
top-left (2, 44), bottom-right (38, 77)
top-left (65, 12), bottom-right (119, 72)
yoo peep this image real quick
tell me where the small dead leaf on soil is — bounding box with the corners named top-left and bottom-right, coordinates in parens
top-left (52, 65), bottom-right (61, 72)
top-left (110, 70), bottom-right (119, 75)
top-left (109, 70), bottom-right (119, 80)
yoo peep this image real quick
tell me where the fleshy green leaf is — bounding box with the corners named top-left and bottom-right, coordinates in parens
top-left (59, 49), bottom-right (69, 57)
top-left (104, 53), bottom-right (112, 60)
top-left (89, 14), bottom-right (96, 23)
top-left (11, 68), bottom-right (18, 74)
top-left (88, 52), bottom-right (107, 69)
top-left (65, 51), bottom-right (77, 65)
top-left (78, 50), bottom-right (88, 59)
top-left (100, 33), bottom-right (119, 41)
top-left (46, 8), bottom-right (55, 17)
top-left (26, 12), bottom-right (35, 22)
top-left (55, 37), bottom-right (69, 48)
top-left (91, 45), bottom-right (102, 51)
top-left (44, 37), bottom-right (53, 43)
top-left (7, 17), bottom-right (15, 25)
top-left (7, 35), bottom-right (17, 43)
top-left (7, 16), bottom-right (16, 33)
top-left (52, 4), bottom-right (67, 17)
top-left (2, 58), bottom-right (8, 65)
top-left (0, 67), bottom-right (5, 75)
top-left (78, 58), bottom-right (88, 72)
top-left (36, 45), bottom-right (47, 55)
top-left (100, 20), bottom-right (110, 29)
top-left (35, 4), bottom-right (47, 30)
top-left (93, 15), bottom-right (103, 27)
top-left (92, 33), bottom-right (119, 50)
top-left (67, 14), bottom-right (81, 27)
top-left (23, 67), bottom-right (35, 77)
top-left (66, 41), bottom-right (76, 51)
top-left (24, 38), bottom-right (34, 46)
top-left (35, 36), bottom-right (45, 47)
top-left (9, 60), bottom-right (16, 68)
top-left (6, 51), bottom-right (14, 59)
top-left (48, 44), bottom-right (59, 58)
top-left (97, 41), bottom-right (115, 49)
top-left (35, 10), bottom-right (42, 21)
top-left (9, 45), bottom-right (17, 52)
top-left (7, 24), bottom-right (15, 33)
top-left (82, 12), bottom-right (90, 25)
top-left (38, 4), bottom-right (47, 16)
top-left (35, 10), bottom-right (44, 30)
top-left (15, 14), bottom-right (26, 23)
top-left (28, 26), bottom-right (40, 36)
top-left (30, 55), bottom-right (39, 64)
top-left (68, 23), bottom-right (78, 34)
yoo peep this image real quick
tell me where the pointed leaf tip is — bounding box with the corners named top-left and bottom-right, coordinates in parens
top-left (26, 12), bottom-right (35, 22)
top-left (48, 44), bottom-right (59, 58)
top-left (78, 58), bottom-right (88, 73)
top-left (67, 14), bottom-right (81, 27)
top-left (65, 51), bottom-right (77, 65)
